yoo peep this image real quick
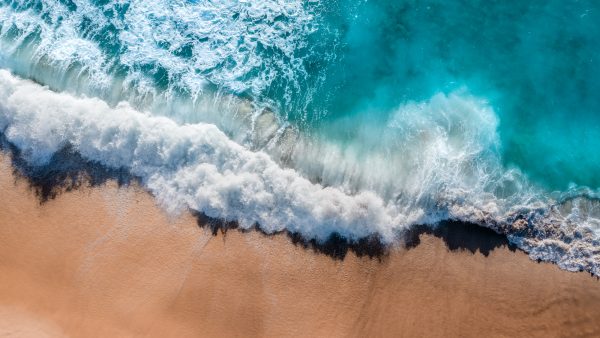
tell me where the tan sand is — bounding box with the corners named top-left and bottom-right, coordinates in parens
top-left (0, 153), bottom-right (599, 338)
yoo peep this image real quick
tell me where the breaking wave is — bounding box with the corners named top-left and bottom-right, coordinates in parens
top-left (1, 70), bottom-right (599, 274)
top-left (1, 0), bottom-right (600, 274)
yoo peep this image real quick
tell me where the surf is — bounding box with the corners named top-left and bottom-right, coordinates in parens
top-left (1, 0), bottom-right (600, 274)
top-left (1, 69), bottom-right (599, 274)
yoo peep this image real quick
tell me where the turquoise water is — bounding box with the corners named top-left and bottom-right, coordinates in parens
top-left (2, 0), bottom-right (600, 273)
top-left (292, 1), bottom-right (600, 191)
top-left (5, 1), bottom-right (600, 190)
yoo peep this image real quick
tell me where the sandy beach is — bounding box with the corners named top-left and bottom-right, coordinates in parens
top-left (1, 152), bottom-right (599, 338)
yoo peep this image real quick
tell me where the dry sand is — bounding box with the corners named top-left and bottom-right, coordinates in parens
top-left (0, 153), bottom-right (599, 338)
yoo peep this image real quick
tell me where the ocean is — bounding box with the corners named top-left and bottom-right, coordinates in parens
top-left (1, 0), bottom-right (599, 273)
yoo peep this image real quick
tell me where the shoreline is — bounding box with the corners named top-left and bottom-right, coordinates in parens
top-left (0, 137), bottom-right (526, 262)
top-left (2, 68), bottom-right (599, 275)
top-left (1, 152), bottom-right (600, 337)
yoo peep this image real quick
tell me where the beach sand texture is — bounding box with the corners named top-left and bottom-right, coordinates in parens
top-left (1, 154), bottom-right (599, 338)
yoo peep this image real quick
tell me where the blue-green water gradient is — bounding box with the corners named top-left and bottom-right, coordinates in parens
top-left (281, 1), bottom-right (600, 191)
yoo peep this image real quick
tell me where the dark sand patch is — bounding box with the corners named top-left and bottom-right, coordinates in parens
top-left (1, 153), bottom-right (600, 337)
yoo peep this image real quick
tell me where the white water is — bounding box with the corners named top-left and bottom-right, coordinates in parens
top-left (0, 70), bottom-right (399, 241)
top-left (1, 70), bottom-right (599, 274)
top-left (0, 70), bottom-right (509, 240)
top-left (0, 0), bottom-right (319, 108)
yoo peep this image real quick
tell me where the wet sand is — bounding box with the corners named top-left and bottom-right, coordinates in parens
top-left (1, 153), bottom-right (599, 338)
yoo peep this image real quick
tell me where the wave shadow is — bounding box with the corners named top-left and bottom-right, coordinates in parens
top-left (0, 134), bottom-right (134, 202)
top-left (403, 221), bottom-right (517, 256)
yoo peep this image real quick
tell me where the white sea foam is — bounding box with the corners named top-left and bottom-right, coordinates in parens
top-left (0, 0), bottom-right (319, 107)
top-left (0, 69), bottom-right (504, 238)
top-left (0, 69), bottom-right (400, 241)
top-left (0, 0), bottom-right (323, 154)
top-left (1, 69), bottom-right (599, 274)
top-left (0, 0), bottom-right (522, 209)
